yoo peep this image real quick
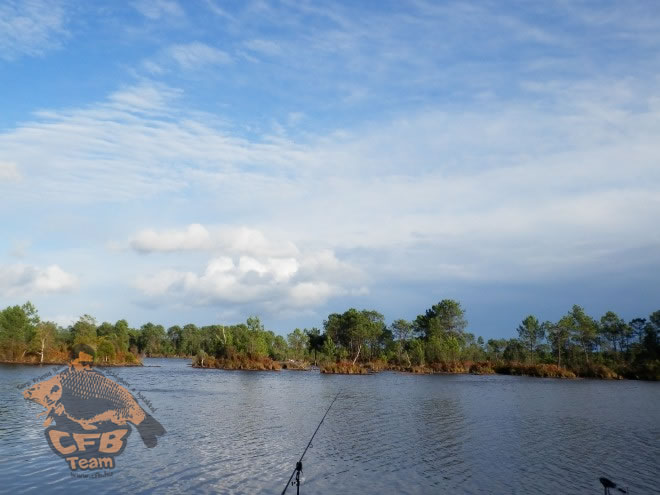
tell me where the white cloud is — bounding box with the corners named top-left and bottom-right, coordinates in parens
top-left (0, 0), bottom-right (68, 61)
top-left (133, 0), bottom-right (184, 20)
top-left (289, 282), bottom-right (339, 307)
top-left (132, 226), bottom-right (364, 310)
top-left (0, 161), bottom-right (21, 181)
top-left (141, 59), bottom-right (165, 75)
top-left (0, 263), bottom-right (78, 296)
top-left (131, 223), bottom-right (211, 252)
top-left (109, 82), bottom-right (181, 112)
top-left (244, 39), bottom-right (281, 56)
top-left (1, 78), bottom-right (659, 300)
top-left (203, 0), bottom-right (236, 22)
top-left (133, 253), bottom-right (350, 309)
top-left (168, 42), bottom-right (231, 69)
top-left (130, 224), bottom-right (300, 258)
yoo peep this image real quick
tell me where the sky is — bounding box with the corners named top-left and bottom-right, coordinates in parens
top-left (1, 0), bottom-right (659, 338)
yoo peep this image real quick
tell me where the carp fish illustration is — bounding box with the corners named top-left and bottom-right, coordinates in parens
top-left (23, 353), bottom-right (165, 448)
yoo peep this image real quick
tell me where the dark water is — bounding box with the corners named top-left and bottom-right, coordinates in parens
top-left (1, 358), bottom-right (658, 494)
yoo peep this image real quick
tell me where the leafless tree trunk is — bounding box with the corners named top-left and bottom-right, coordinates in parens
top-left (352, 345), bottom-right (361, 365)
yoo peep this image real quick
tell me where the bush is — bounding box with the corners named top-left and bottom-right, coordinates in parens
top-left (469, 362), bottom-right (495, 375)
top-left (575, 363), bottom-right (619, 379)
top-left (626, 360), bottom-right (660, 381)
top-left (281, 360), bottom-right (310, 370)
top-left (494, 362), bottom-right (576, 378)
top-left (194, 354), bottom-right (281, 371)
top-left (365, 359), bottom-right (388, 372)
top-left (320, 361), bottom-right (369, 374)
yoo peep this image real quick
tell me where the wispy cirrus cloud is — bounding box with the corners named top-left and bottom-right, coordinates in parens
top-left (1, 78), bottom-right (659, 291)
top-left (168, 42), bottom-right (231, 69)
top-left (0, 0), bottom-right (69, 61)
top-left (244, 39), bottom-right (281, 56)
top-left (2, 1), bottom-right (660, 329)
top-left (132, 0), bottom-right (184, 21)
top-left (0, 161), bottom-right (21, 181)
top-left (0, 82), bottom-right (304, 201)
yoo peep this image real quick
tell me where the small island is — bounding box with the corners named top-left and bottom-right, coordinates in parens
top-left (1, 301), bottom-right (658, 380)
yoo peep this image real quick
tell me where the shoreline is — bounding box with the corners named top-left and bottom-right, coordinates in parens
top-left (4, 357), bottom-right (649, 381)
top-left (187, 359), bottom-right (650, 380)
top-left (0, 359), bottom-right (143, 367)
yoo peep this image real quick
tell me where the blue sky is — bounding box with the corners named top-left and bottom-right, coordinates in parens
top-left (1, 0), bottom-right (659, 338)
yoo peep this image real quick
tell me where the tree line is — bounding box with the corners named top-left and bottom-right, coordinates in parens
top-left (0, 300), bottom-right (657, 379)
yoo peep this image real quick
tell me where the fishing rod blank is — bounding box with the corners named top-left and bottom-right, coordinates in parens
top-left (281, 391), bottom-right (341, 495)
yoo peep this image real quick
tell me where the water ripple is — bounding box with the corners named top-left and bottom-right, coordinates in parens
top-left (1, 362), bottom-right (658, 494)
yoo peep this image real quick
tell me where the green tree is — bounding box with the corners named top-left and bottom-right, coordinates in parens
top-left (414, 299), bottom-right (467, 340)
top-left (322, 334), bottom-right (336, 361)
top-left (0, 303), bottom-right (39, 360)
top-left (409, 339), bottom-right (425, 366)
top-left (112, 319), bottom-right (130, 353)
top-left (181, 323), bottom-right (202, 356)
top-left (245, 316), bottom-right (268, 358)
top-left (323, 309), bottom-right (385, 363)
top-left (97, 322), bottom-right (114, 337)
top-left (600, 311), bottom-right (627, 353)
top-left (425, 336), bottom-right (443, 363)
top-left (167, 325), bottom-right (183, 354)
top-left (517, 315), bottom-right (544, 362)
top-left (567, 305), bottom-right (598, 364)
top-left (503, 339), bottom-right (525, 362)
top-left (305, 328), bottom-right (325, 365)
top-left (30, 321), bottom-right (57, 363)
top-left (629, 318), bottom-right (647, 344)
top-left (96, 337), bottom-right (116, 363)
top-left (461, 332), bottom-right (485, 361)
top-left (139, 323), bottom-right (166, 356)
top-left (71, 315), bottom-right (97, 348)
top-left (391, 319), bottom-right (413, 363)
top-left (546, 318), bottom-right (571, 368)
top-left (270, 334), bottom-right (288, 361)
top-left (486, 338), bottom-right (507, 361)
top-left (287, 328), bottom-right (309, 360)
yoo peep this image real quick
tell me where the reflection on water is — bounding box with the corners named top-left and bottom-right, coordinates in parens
top-left (1, 359), bottom-right (658, 494)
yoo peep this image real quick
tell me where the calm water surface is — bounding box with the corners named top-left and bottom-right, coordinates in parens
top-left (1, 358), bottom-right (658, 494)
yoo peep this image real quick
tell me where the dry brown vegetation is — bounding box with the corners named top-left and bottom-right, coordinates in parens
top-left (493, 362), bottom-right (577, 378)
top-left (0, 349), bottom-right (141, 366)
top-left (193, 354), bottom-right (281, 371)
top-left (280, 360), bottom-right (311, 370)
top-left (320, 361), bottom-right (370, 374)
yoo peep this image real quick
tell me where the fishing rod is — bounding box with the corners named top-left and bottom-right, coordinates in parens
top-left (599, 477), bottom-right (628, 494)
top-left (281, 391), bottom-right (341, 495)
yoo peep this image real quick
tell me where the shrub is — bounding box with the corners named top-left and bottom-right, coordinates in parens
top-left (494, 362), bottom-right (576, 378)
top-left (320, 361), bottom-right (368, 374)
top-left (193, 354), bottom-right (281, 371)
top-left (281, 360), bottom-right (310, 370)
top-left (469, 362), bottom-right (495, 375)
top-left (575, 363), bottom-right (619, 379)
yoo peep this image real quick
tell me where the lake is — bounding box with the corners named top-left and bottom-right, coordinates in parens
top-left (1, 358), bottom-right (658, 494)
